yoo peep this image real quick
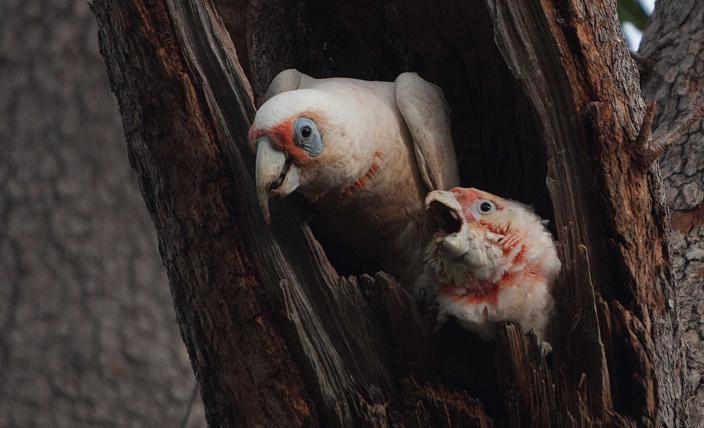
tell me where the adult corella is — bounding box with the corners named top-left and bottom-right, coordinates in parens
top-left (250, 69), bottom-right (459, 285)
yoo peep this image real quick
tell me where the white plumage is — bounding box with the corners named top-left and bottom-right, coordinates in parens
top-left (250, 69), bottom-right (459, 285)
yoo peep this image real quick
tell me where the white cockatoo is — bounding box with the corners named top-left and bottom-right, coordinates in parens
top-left (419, 187), bottom-right (561, 350)
top-left (250, 69), bottom-right (459, 284)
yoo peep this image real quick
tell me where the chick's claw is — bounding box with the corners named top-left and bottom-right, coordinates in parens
top-left (540, 341), bottom-right (553, 358)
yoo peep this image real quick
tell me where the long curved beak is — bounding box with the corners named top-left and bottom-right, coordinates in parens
top-left (255, 138), bottom-right (300, 224)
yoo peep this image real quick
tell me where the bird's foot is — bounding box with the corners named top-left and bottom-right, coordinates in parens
top-left (539, 341), bottom-right (553, 358)
top-left (433, 310), bottom-right (449, 334)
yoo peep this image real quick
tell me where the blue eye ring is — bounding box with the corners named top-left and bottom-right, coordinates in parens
top-left (294, 117), bottom-right (323, 156)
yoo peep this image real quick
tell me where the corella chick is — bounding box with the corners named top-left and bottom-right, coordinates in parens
top-left (250, 69), bottom-right (459, 283)
top-left (420, 187), bottom-right (561, 350)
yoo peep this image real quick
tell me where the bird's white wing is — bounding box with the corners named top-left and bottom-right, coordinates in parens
top-left (395, 72), bottom-right (460, 191)
top-left (263, 69), bottom-right (315, 103)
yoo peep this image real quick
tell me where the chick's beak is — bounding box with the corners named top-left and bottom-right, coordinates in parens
top-left (425, 190), bottom-right (468, 259)
top-left (439, 235), bottom-right (469, 260)
top-left (255, 137), bottom-right (300, 223)
top-left (425, 191), bottom-right (464, 232)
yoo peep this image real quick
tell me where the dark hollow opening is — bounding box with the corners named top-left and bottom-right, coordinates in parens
top-left (241, 0), bottom-right (558, 422)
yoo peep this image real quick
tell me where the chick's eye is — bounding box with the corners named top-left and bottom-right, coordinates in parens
top-left (478, 200), bottom-right (495, 214)
top-left (300, 125), bottom-right (312, 138)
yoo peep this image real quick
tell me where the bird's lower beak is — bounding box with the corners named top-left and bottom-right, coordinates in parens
top-left (255, 138), bottom-right (300, 223)
top-left (439, 235), bottom-right (468, 260)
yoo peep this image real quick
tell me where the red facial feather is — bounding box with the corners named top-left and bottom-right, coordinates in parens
top-left (249, 110), bottom-right (329, 165)
top-left (510, 243), bottom-right (527, 262)
top-left (249, 119), bottom-right (309, 164)
top-left (451, 187), bottom-right (508, 224)
top-left (451, 187), bottom-right (482, 206)
top-left (478, 220), bottom-right (510, 237)
top-left (452, 187), bottom-right (480, 222)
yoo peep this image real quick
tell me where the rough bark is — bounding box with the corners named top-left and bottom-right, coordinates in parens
top-left (93, 0), bottom-right (681, 426)
top-left (0, 0), bottom-right (204, 426)
top-left (640, 2), bottom-right (704, 426)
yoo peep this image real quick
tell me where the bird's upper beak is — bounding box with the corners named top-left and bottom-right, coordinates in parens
top-left (425, 190), bottom-right (464, 233)
top-left (255, 137), bottom-right (300, 223)
top-left (425, 190), bottom-right (467, 258)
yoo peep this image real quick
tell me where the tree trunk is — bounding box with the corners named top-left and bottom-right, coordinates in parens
top-left (92, 0), bottom-right (684, 426)
top-left (640, 2), bottom-right (704, 426)
top-left (0, 0), bottom-right (203, 426)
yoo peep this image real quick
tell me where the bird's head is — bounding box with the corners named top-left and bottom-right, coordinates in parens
top-left (447, 187), bottom-right (514, 229)
top-left (428, 186), bottom-right (539, 236)
top-left (424, 187), bottom-right (538, 285)
top-left (249, 89), bottom-right (373, 223)
top-left (426, 188), bottom-right (495, 285)
top-left (426, 188), bottom-right (560, 344)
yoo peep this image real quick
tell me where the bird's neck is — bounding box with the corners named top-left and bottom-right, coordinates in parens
top-left (308, 183), bottom-right (430, 291)
top-left (306, 131), bottom-right (431, 290)
top-left (334, 150), bottom-right (385, 200)
top-left (429, 225), bottom-right (529, 298)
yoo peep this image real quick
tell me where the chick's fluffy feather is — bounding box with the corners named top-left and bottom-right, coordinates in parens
top-left (417, 188), bottom-right (561, 343)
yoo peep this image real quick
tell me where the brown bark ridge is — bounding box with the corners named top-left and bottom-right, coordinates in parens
top-left (640, 1), bottom-right (704, 426)
top-left (0, 0), bottom-right (204, 426)
top-left (92, 0), bottom-right (680, 426)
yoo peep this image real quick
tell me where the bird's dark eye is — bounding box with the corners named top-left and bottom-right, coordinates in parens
top-left (293, 117), bottom-right (323, 156)
top-left (477, 200), bottom-right (496, 214)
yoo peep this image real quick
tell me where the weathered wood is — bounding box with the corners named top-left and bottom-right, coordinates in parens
top-left (93, 0), bottom-right (681, 426)
top-left (92, 2), bottom-right (316, 425)
top-left (640, 1), bottom-right (704, 426)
